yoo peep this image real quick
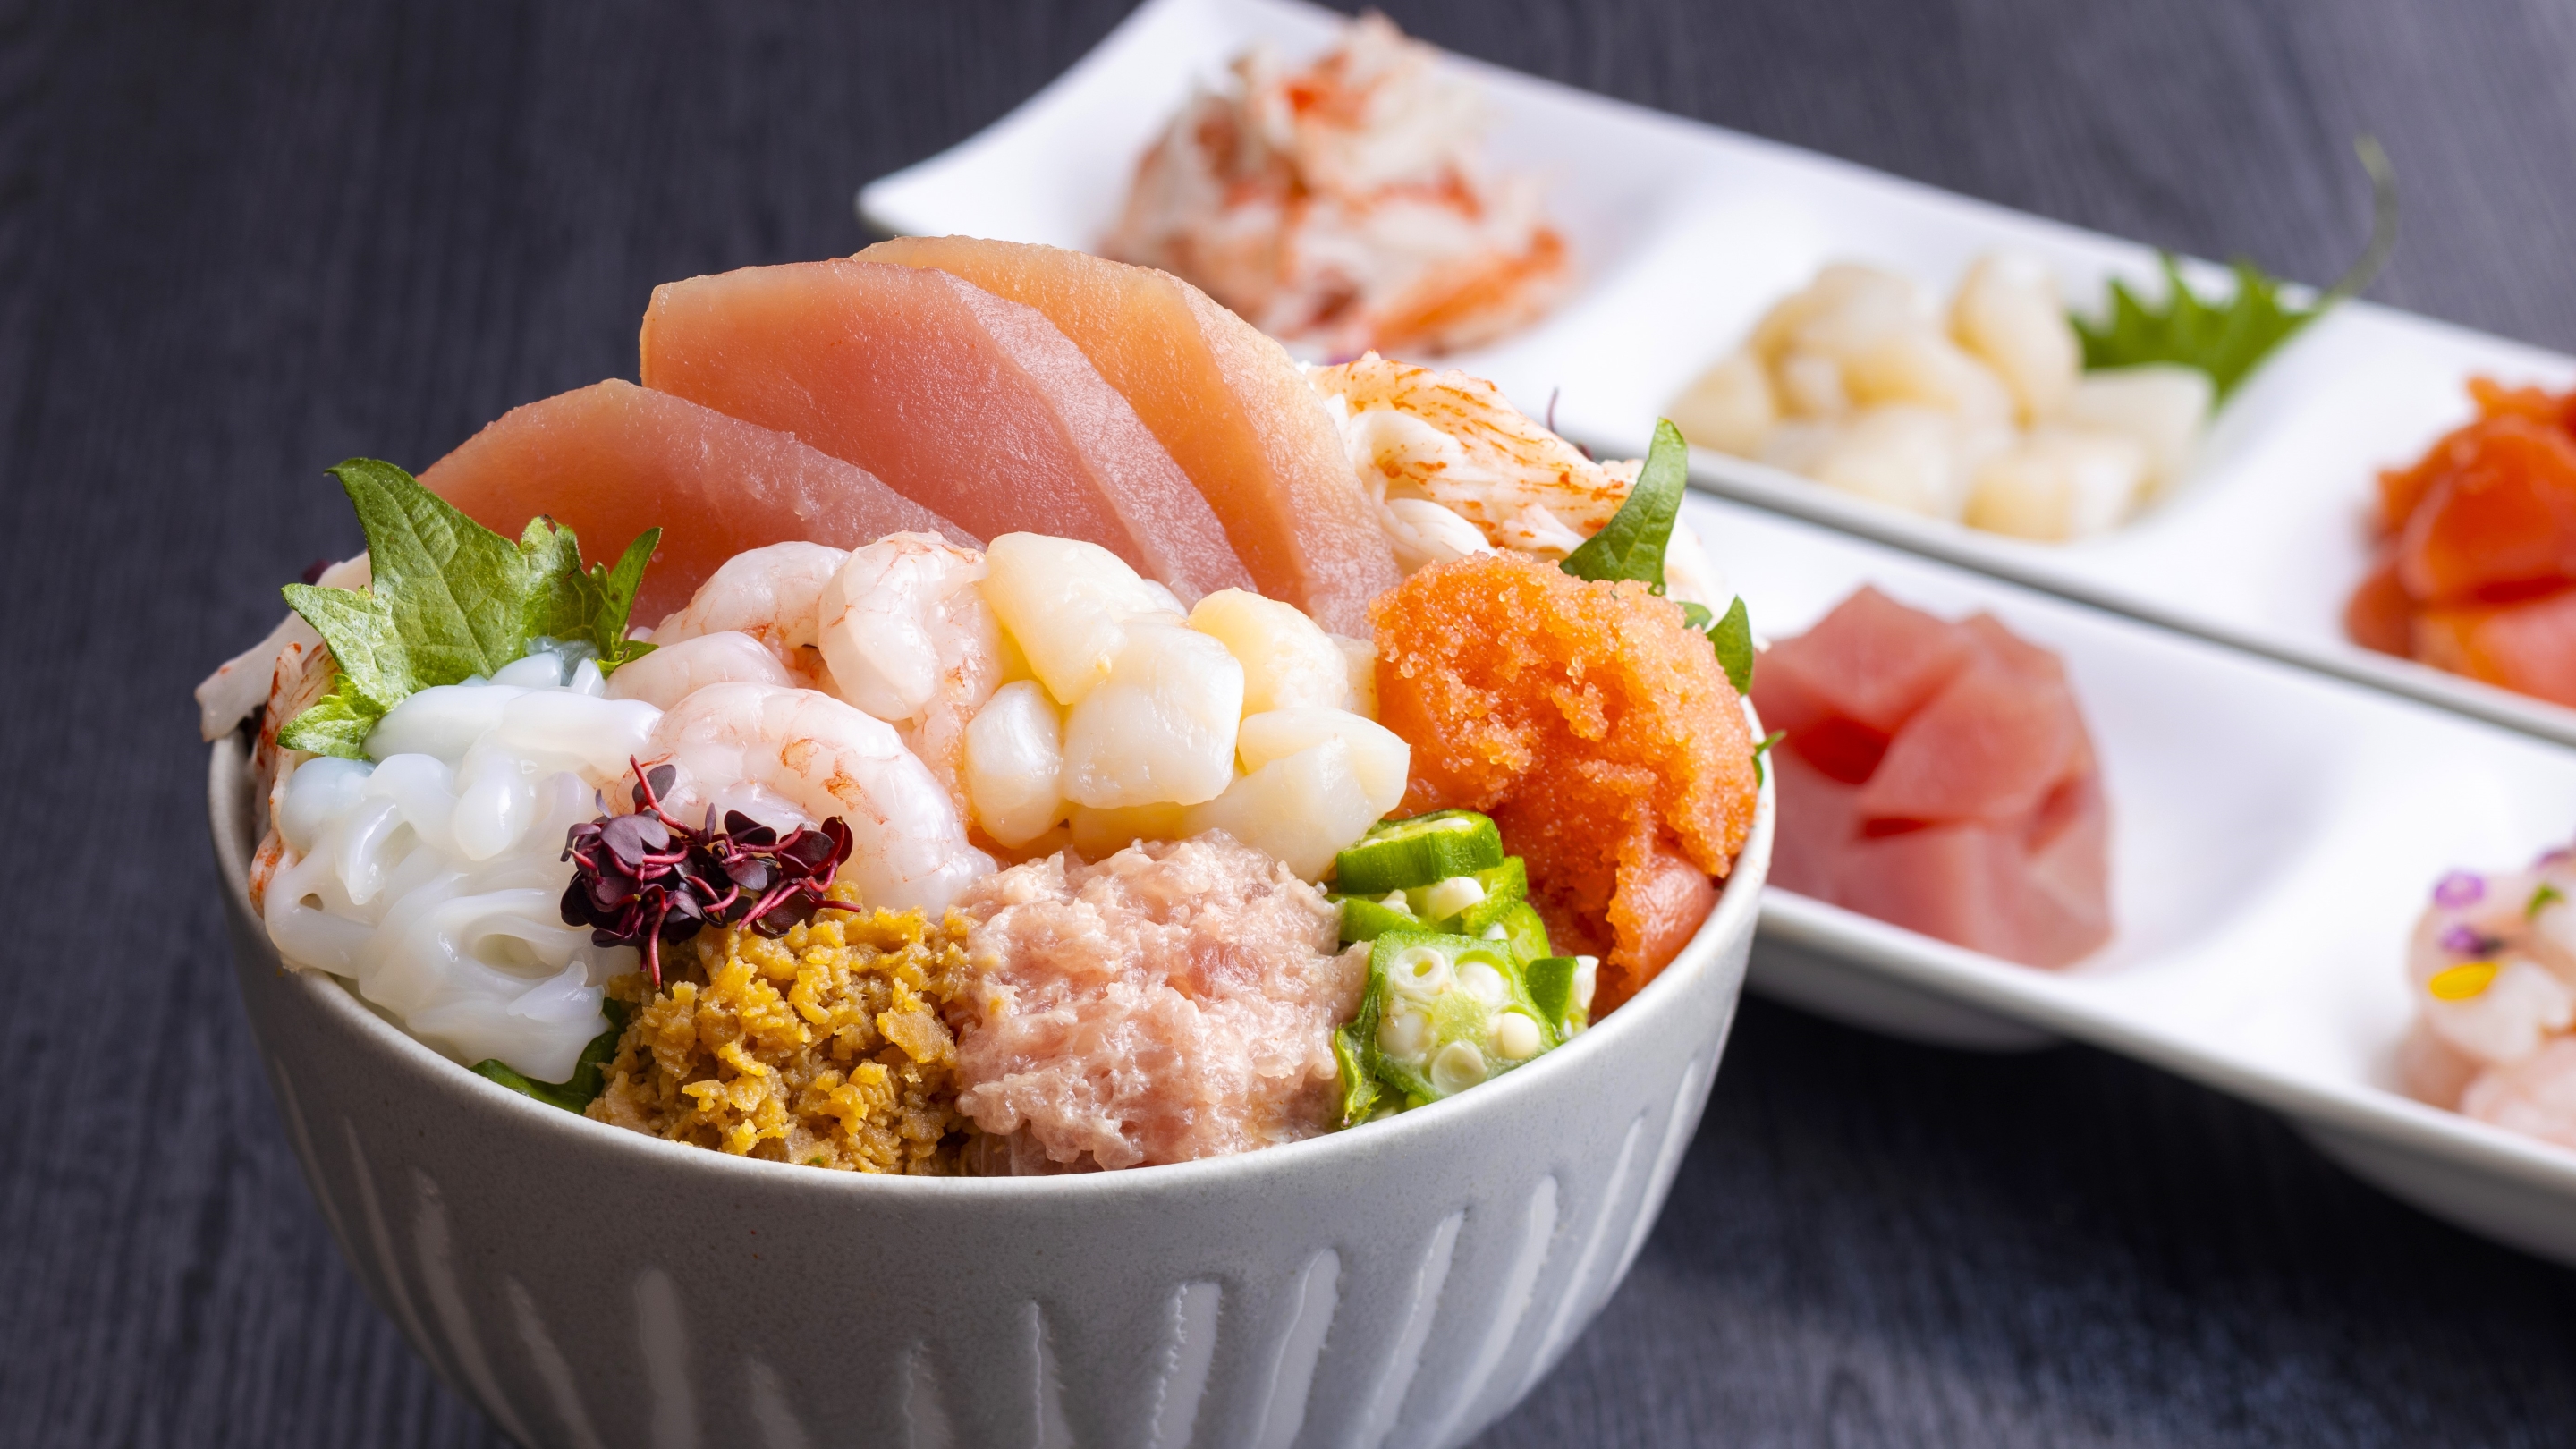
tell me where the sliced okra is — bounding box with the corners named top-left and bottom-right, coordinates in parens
top-left (1365, 928), bottom-right (1559, 1105)
top-left (1333, 809), bottom-right (1505, 895)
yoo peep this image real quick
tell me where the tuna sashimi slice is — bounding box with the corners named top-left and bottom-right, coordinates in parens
top-left (1837, 823), bottom-right (2026, 961)
top-left (1752, 586), bottom-right (1974, 781)
top-left (2415, 589), bottom-right (2576, 708)
top-left (1837, 817), bottom-right (2107, 970)
top-left (639, 258), bottom-right (1253, 602)
top-left (1767, 748), bottom-right (1861, 901)
top-left (1855, 655), bottom-right (2083, 825)
top-left (419, 379), bottom-right (970, 626)
top-left (2018, 770), bottom-right (2114, 966)
top-left (858, 236), bottom-right (1400, 633)
top-left (2394, 417), bottom-right (2576, 605)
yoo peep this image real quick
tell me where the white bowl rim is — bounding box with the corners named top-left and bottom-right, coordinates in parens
top-left (213, 719), bottom-right (1772, 1203)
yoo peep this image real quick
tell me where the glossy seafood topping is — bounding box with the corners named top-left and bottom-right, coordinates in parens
top-left (1104, 13), bottom-right (1570, 358)
top-left (1756, 587), bottom-right (2112, 969)
top-left (946, 834), bottom-right (1368, 1170)
top-left (2350, 377), bottom-right (2576, 708)
top-left (1372, 552), bottom-right (1759, 1013)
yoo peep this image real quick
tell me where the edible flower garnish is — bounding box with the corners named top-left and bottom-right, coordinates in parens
top-left (2434, 870), bottom-right (2487, 910)
top-left (277, 458), bottom-right (659, 759)
top-left (561, 762), bottom-right (855, 987)
top-left (2428, 961), bottom-right (2500, 1002)
top-left (2072, 136), bottom-right (2395, 403)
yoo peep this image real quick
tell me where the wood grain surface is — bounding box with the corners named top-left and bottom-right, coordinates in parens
top-left (4, 1), bottom-right (2573, 1444)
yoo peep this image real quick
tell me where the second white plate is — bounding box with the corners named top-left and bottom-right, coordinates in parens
top-left (1698, 490), bottom-right (2576, 1267)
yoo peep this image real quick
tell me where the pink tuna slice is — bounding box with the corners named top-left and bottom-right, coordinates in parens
top-left (1752, 586), bottom-right (1976, 782)
top-left (1767, 748), bottom-right (1862, 902)
top-left (1854, 656), bottom-right (2084, 826)
top-left (638, 258), bottom-right (1255, 603)
top-left (419, 379), bottom-right (970, 626)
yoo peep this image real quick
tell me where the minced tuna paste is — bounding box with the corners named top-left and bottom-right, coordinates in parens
top-left (588, 902), bottom-right (975, 1174)
top-left (946, 833), bottom-right (1368, 1170)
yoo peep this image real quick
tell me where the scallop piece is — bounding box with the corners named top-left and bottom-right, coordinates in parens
top-left (1963, 427), bottom-right (2150, 541)
top-left (1061, 621), bottom-right (1245, 808)
top-left (1949, 253), bottom-right (2080, 421)
top-left (982, 532), bottom-right (1184, 706)
top-left (1182, 739), bottom-right (1384, 880)
top-left (1234, 708), bottom-right (1409, 815)
top-left (2060, 364), bottom-right (2213, 494)
top-left (1668, 350), bottom-right (1777, 455)
top-left (1843, 328), bottom-right (2015, 428)
top-left (1188, 589), bottom-right (1359, 715)
top-left (1755, 263), bottom-right (1926, 366)
top-left (1774, 352), bottom-right (1849, 419)
top-left (1066, 801), bottom-right (1186, 859)
top-left (963, 680), bottom-right (1066, 848)
top-left (1808, 406), bottom-right (1973, 520)
top-left (1758, 419), bottom-right (1843, 477)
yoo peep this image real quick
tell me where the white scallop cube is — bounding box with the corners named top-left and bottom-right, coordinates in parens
top-left (962, 679), bottom-right (1066, 848)
top-left (980, 532), bottom-right (1180, 706)
top-left (1182, 739), bottom-right (1384, 881)
top-left (1235, 708), bottom-right (1409, 818)
top-left (1963, 426), bottom-right (2151, 541)
top-left (1187, 588), bottom-right (1357, 715)
top-left (1949, 252), bottom-right (2080, 421)
top-left (2061, 363), bottom-right (2213, 494)
top-left (1061, 622), bottom-right (1244, 808)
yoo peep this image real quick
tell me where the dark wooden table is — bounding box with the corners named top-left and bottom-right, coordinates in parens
top-left (8, 1), bottom-right (2576, 1443)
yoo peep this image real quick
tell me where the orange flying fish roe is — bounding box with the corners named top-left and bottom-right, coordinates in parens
top-left (1371, 553), bottom-right (1759, 1013)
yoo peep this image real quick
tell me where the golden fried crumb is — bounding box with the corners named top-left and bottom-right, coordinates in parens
top-left (586, 895), bottom-right (976, 1174)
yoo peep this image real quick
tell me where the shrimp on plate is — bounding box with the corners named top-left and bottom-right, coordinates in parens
top-left (2399, 849), bottom-right (2576, 1149)
top-left (1309, 352), bottom-right (1728, 606)
top-left (1103, 12), bottom-right (1570, 359)
top-left (639, 540), bottom-right (848, 683)
top-left (644, 682), bottom-right (994, 915)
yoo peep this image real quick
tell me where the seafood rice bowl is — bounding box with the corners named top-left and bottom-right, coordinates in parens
top-left (203, 236), bottom-right (1771, 1446)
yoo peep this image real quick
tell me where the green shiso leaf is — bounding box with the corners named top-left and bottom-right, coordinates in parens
top-left (1709, 597), bottom-right (1755, 694)
top-left (276, 459), bottom-right (658, 759)
top-left (1562, 418), bottom-right (1687, 593)
top-left (470, 1001), bottom-right (629, 1113)
top-left (1750, 729), bottom-right (1785, 786)
top-left (2071, 135), bottom-right (2395, 404)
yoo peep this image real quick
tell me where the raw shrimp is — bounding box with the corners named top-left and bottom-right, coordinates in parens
top-left (1310, 352), bottom-right (1726, 603)
top-left (648, 541), bottom-right (848, 684)
top-left (604, 631), bottom-right (796, 710)
top-left (814, 533), bottom-right (1004, 813)
top-left (645, 682), bottom-right (994, 914)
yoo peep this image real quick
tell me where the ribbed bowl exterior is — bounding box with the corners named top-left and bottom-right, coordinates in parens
top-left (212, 735), bottom-right (1768, 1449)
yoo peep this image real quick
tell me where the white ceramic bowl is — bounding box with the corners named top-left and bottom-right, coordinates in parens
top-left (211, 732), bottom-right (1771, 1449)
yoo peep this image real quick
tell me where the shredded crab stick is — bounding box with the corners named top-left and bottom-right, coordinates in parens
top-left (859, 235), bottom-right (1401, 634)
top-left (419, 379), bottom-right (968, 626)
top-left (639, 258), bottom-right (1253, 603)
top-left (1104, 12), bottom-right (1571, 358)
top-left (1311, 352), bottom-right (1729, 608)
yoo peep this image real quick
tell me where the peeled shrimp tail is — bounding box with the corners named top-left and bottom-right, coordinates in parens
top-left (647, 682), bottom-right (993, 913)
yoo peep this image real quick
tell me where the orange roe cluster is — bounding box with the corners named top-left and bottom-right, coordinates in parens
top-left (1371, 553), bottom-right (1759, 1013)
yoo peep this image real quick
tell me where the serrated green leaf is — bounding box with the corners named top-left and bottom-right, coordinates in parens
top-left (1708, 596), bottom-right (1754, 694)
top-left (1562, 419), bottom-right (1688, 593)
top-left (275, 685), bottom-right (383, 760)
top-left (277, 459), bottom-right (660, 754)
top-left (2071, 136), bottom-right (2394, 404)
top-left (279, 582), bottom-right (403, 708)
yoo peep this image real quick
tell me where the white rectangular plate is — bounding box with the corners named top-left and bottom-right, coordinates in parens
top-left (859, 0), bottom-right (2576, 1259)
top-left (860, 0), bottom-right (2576, 751)
top-left (1698, 492), bottom-right (2576, 1265)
